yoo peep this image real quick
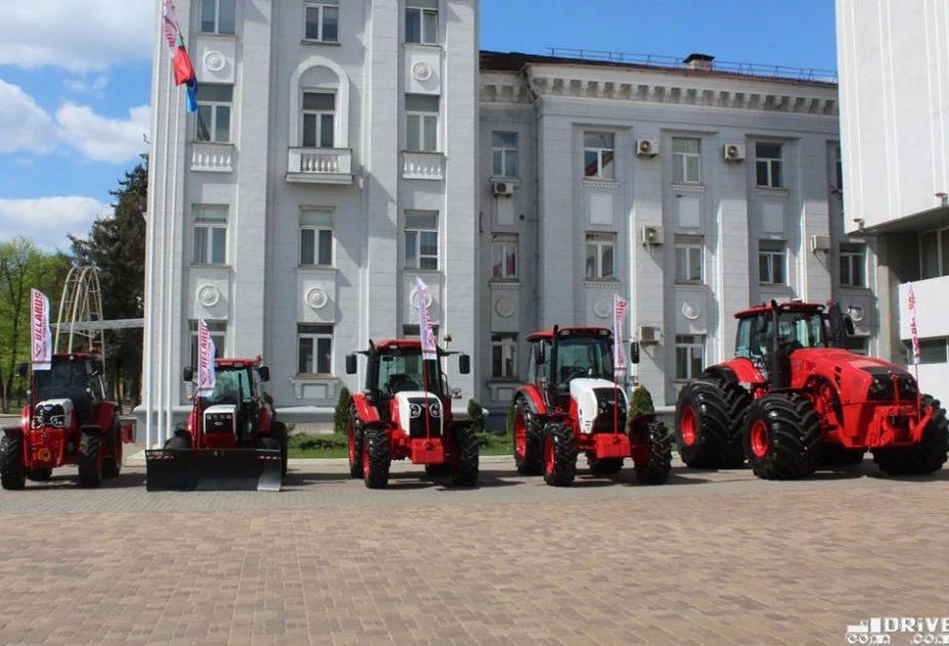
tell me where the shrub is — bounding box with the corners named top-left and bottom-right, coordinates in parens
top-left (629, 384), bottom-right (655, 418)
top-left (467, 398), bottom-right (485, 433)
top-left (333, 386), bottom-right (352, 435)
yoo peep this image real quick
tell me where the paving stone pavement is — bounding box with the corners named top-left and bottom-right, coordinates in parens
top-left (0, 454), bottom-right (947, 645)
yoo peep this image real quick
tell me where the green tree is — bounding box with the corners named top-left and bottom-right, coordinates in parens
top-left (70, 159), bottom-right (147, 408)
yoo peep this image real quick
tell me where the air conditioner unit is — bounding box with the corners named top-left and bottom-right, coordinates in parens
top-left (636, 138), bottom-right (659, 157)
top-left (638, 325), bottom-right (662, 344)
top-left (810, 234), bottom-right (832, 252)
top-left (641, 225), bottom-right (664, 246)
top-left (492, 180), bottom-right (515, 196)
top-left (723, 143), bottom-right (746, 162)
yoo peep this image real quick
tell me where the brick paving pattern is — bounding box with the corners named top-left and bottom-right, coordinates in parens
top-left (0, 455), bottom-right (947, 645)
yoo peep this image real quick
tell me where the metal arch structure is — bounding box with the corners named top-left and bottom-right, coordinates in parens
top-left (54, 265), bottom-right (107, 363)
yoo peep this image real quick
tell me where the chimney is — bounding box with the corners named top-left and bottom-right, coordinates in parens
top-left (684, 53), bottom-right (714, 71)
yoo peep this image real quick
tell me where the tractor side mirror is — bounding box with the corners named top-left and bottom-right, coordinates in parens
top-left (629, 342), bottom-right (640, 365)
top-left (459, 353), bottom-right (471, 374)
top-left (345, 354), bottom-right (357, 375)
top-left (258, 366), bottom-right (270, 382)
top-left (182, 367), bottom-right (193, 382)
top-left (16, 362), bottom-right (27, 378)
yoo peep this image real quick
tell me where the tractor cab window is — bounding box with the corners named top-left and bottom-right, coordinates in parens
top-left (555, 335), bottom-right (613, 389)
top-left (755, 311), bottom-right (829, 357)
top-left (376, 352), bottom-right (442, 396)
top-left (35, 359), bottom-right (95, 403)
top-left (528, 340), bottom-right (552, 385)
top-left (203, 369), bottom-right (250, 405)
top-left (735, 317), bottom-right (754, 359)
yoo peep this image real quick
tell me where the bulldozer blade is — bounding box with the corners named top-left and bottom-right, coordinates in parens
top-left (145, 448), bottom-right (283, 492)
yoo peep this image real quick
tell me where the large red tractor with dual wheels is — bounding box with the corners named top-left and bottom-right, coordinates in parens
top-left (1, 352), bottom-right (124, 489)
top-left (510, 326), bottom-right (671, 487)
top-left (145, 357), bottom-right (288, 491)
top-left (674, 300), bottom-right (949, 479)
top-left (345, 339), bottom-right (478, 489)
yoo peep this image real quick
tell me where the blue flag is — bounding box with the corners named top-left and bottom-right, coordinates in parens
top-left (186, 78), bottom-right (198, 113)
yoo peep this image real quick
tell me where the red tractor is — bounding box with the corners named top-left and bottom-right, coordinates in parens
top-left (144, 356), bottom-right (288, 491)
top-left (509, 326), bottom-right (671, 487)
top-left (344, 339), bottom-right (478, 489)
top-left (0, 352), bottom-right (124, 489)
top-left (674, 300), bottom-right (949, 479)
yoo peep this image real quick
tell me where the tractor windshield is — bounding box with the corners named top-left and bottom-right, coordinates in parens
top-left (743, 310), bottom-right (829, 358)
top-left (375, 352), bottom-right (443, 396)
top-left (202, 368), bottom-right (251, 405)
top-left (555, 335), bottom-right (614, 388)
top-left (33, 358), bottom-right (98, 403)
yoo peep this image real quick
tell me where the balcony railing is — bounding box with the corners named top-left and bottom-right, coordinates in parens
top-left (287, 147), bottom-right (354, 184)
top-left (402, 151), bottom-right (445, 180)
top-left (190, 142), bottom-right (234, 173)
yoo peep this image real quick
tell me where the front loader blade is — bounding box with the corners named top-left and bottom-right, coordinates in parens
top-left (145, 448), bottom-right (283, 492)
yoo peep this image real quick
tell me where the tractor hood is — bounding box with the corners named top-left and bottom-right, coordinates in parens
top-left (570, 379), bottom-right (628, 434)
top-left (32, 398), bottom-right (74, 429)
top-left (203, 403), bottom-right (237, 434)
top-left (793, 348), bottom-right (917, 401)
top-left (394, 391), bottom-right (444, 437)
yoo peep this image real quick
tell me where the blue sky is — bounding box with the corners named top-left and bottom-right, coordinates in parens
top-left (0, 0), bottom-right (837, 253)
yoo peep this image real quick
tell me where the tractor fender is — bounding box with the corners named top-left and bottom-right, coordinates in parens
top-left (93, 400), bottom-right (118, 432)
top-left (351, 392), bottom-right (381, 424)
top-left (709, 358), bottom-right (765, 387)
top-left (513, 385), bottom-right (547, 418)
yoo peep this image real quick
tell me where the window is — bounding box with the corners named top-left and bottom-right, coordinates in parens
top-left (584, 132), bottom-right (615, 179)
top-left (300, 209), bottom-right (333, 266)
top-left (302, 92), bottom-right (335, 148)
top-left (585, 233), bottom-right (615, 279)
top-left (405, 94), bottom-right (439, 152)
top-left (196, 84), bottom-right (233, 143)
top-left (675, 235), bottom-right (703, 283)
top-left (304, 1), bottom-right (338, 42)
top-left (189, 320), bottom-right (226, 368)
top-left (758, 240), bottom-right (786, 285)
top-left (492, 132), bottom-right (518, 177)
top-left (405, 211), bottom-right (438, 270)
top-left (672, 138), bottom-right (701, 184)
top-left (905, 339), bottom-right (948, 365)
top-left (192, 205), bottom-right (228, 264)
top-left (298, 324), bottom-right (333, 375)
top-left (491, 235), bottom-right (517, 280)
top-left (920, 228), bottom-right (949, 279)
top-left (755, 142), bottom-right (783, 188)
top-left (676, 335), bottom-right (705, 380)
top-left (201, 0), bottom-right (236, 35)
top-left (403, 324), bottom-right (440, 338)
top-left (405, 0), bottom-right (438, 44)
top-left (848, 336), bottom-right (869, 355)
top-left (839, 243), bottom-right (866, 287)
top-left (491, 334), bottom-right (518, 380)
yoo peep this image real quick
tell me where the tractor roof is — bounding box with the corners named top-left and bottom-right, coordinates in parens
top-left (214, 357), bottom-right (262, 369)
top-left (527, 327), bottom-right (612, 342)
top-left (369, 339), bottom-right (445, 353)
top-left (734, 301), bottom-right (826, 318)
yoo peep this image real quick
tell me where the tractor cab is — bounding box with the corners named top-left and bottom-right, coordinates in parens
top-left (528, 327), bottom-right (615, 409)
top-left (30, 353), bottom-right (106, 426)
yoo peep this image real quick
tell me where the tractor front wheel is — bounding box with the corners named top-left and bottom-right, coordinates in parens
top-left (449, 424), bottom-right (479, 487)
top-left (163, 434), bottom-right (191, 450)
top-left (542, 423), bottom-right (577, 487)
top-left (742, 394), bottom-right (822, 480)
top-left (872, 395), bottom-right (949, 476)
top-left (362, 425), bottom-right (390, 489)
top-left (102, 416), bottom-right (122, 479)
top-left (632, 419), bottom-right (673, 485)
top-left (0, 433), bottom-right (26, 490)
top-left (78, 428), bottom-right (103, 488)
top-left (513, 396), bottom-right (543, 475)
top-left (674, 378), bottom-right (748, 469)
top-left (348, 411), bottom-right (364, 479)
top-left (271, 421), bottom-right (289, 478)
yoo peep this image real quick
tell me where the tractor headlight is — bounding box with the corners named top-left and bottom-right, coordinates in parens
top-left (867, 376), bottom-right (893, 401)
top-left (409, 403), bottom-right (422, 419)
top-left (51, 415), bottom-right (66, 428)
top-left (429, 402), bottom-right (441, 418)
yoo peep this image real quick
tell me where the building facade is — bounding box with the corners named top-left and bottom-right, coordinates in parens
top-left (836, 0), bottom-right (949, 406)
top-left (143, 0), bottom-right (845, 443)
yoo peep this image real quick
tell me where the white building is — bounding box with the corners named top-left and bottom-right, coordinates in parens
top-left (143, 0), bottom-right (845, 442)
top-left (837, 0), bottom-right (949, 405)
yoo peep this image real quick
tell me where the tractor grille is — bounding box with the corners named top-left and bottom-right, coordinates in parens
top-left (205, 412), bottom-right (234, 433)
top-left (592, 388), bottom-right (627, 433)
top-left (863, 367), bottom-right (918, 402)
top-left (32, 403), bottom-right (68, 429)
top-left (406, 399), bottom-right (442, 438)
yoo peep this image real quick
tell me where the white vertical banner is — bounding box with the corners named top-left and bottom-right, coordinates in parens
top-left (30, 288), bottom-right (52, 371)
top-left (196, 318), bottom-right (216, 396)
top-left (414, 277), bottom-right (437, 361)
top-left (907, 283), bottom-right (920, 365)
top-left (613, 293), bottom-right (629, 378)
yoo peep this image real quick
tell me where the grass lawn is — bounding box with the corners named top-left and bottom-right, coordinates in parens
top-left (287, 430), bottom-right (513, 459)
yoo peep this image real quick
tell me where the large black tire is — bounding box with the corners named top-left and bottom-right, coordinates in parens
top-left (362, 425), bottom-right (391, 489)
top-left (163, 434), bottom-right (191, 450)
top-left (632, 419), bottom-right (673, 485)
top-left (872, 395), bottom-right (949, 475)
top-left (512, 396), bottom-right (543, 475)
top-left (0, 433), bottom-right (26, 490)
top-left (675, 377), bottom-right (750, 468)
top-left (820, 443), bottom-right (865, 467)
top-left (542, 423), bottom-right (577, 487)
top-left (743, 393), bottom-right (822, 480)
top-left (347, 410), bottom-right (364, 479)
top-left (78, 428), bottom-right (103, 488)
top-left (27, 469), bottom-right (53, 482)
top-left (102, 417), bottom-right (122, 479)
top-left (271, 421), bottom-right (289, 478)
top-left (450, 424), bottom-right (479, 487)
top-left (586, 454), bottom-right (624, 476)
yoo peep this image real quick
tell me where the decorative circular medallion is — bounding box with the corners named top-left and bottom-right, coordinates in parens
top-left (682, 300), bottom-right (700, 321)
top-left (197, 285), bottom-right (220, 307)
top-left (495, 297), bottom-right (516, 318)
top-left (847, 305), bottom-right (865, 322)
top-left (204, 51), bottom-right (226, 73)
top-left (412, 61), bottom-right (433, 81)
top-left (593, 298), bottom-right (612, 319)
top-left (306, 287), bottom-right (328, 310)
top-left (410, 288), bottom-right (434, 309)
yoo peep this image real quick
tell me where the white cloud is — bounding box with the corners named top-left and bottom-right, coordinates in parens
top-left (0, 196), bottom-right (113, 252)
top-left (63, 75), bottom-right (110, 96)
top-left (0, 1), bottom-right (154, 71)
top-left (0, 79), bottom-right (60, 155)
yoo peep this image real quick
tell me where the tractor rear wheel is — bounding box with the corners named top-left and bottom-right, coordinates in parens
top-left (586, 454), bottom-right (623, 476)
top-left (872, 395), bottom-right (949, 475)
top-left (542, 423), bottom-right (577, 487)
top-left (820, 443), bottom-right (865, 467)
top-left (102, 416), bottom-right (122, 479)
top-left (632, 419), bottom-right (673, 485)
top-left (450, 424), bottom-right (479, 487)
top-left (27, 469), bottom-right (53, 482)
top-left (513, 396), bottom-right (543, 475)
top-left (362, 425), bottom-right (390, 489)
top-left (271, 421), bottom-right (289, 478)
top-left (78, 428), bottom-right (103, 488)
top-left (742, 393), bottom-right (822, 480)
top-left (0, 433), bottom-right (26, 490)
top-left (348, 410), bottom-right (364, 479)
top-left (674, 377), bottom-right (749, 469)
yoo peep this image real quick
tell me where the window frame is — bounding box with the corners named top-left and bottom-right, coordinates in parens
top-left (301, 91), bottom-right (336, 148)
top-left (585, 232), bottom-right (615, 279)
top-left (674, 235), bottom-right (704, 283)
top-left (405, 95), bottom-right (439, 152)
top-left (672, 137), bottom-right (701, 184)
top-left (200, 0), bottom-right (236, 35)
top-left (839, 242), bottom-right (867, 288)
top-left (491, 131), bottom-right (518, 178)
top-left (490, 234), bottom-right (518, 281)
top-left (192, 205), bottom-right (228, 265)
top-left (919, 227), bottom-right (949, 279)
top-left (195, 84), bottom-right (233, 144)
top-left (755, 142), bottom-right (784, 188)
top-left (297, 323), bottom-right (334, 376)
top-left (404, 211), bottom-right (439, 270)
top-left (405, 3), bottom-right (438, 45)
top-left (303, 1), bottom-right (339, 42)
top-left (583, 131), bottom-right (615, 179)
top-left (491, 334), bottom-right (519, 380)
top-left (675, 334), bottom-right (705, 381)
top-left (758, 240), bottom-right (787, 285)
